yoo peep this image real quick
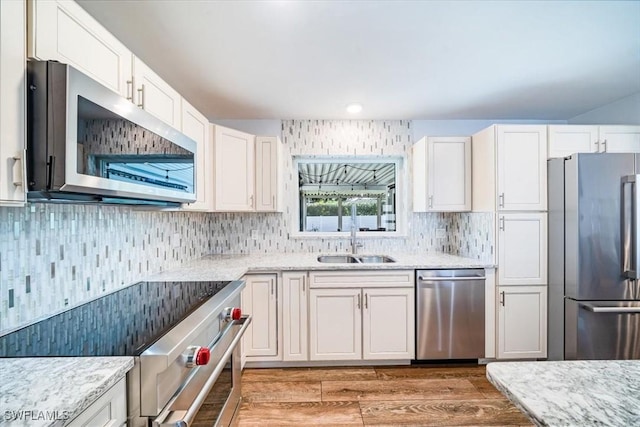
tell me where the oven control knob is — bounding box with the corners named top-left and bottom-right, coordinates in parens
top-left (223, 307), bottom-right (242, 321)
top-left (185, 346), bottom-right (210, 368)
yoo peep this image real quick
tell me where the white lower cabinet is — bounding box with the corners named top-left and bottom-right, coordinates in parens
top-left (497, 286), bottom-right (547, 359)
top-left (282, 272), bottom-right (308, 361)
top-left (66, 378), bottom-right (126, 427)
top-left (310, 288), bottom-right (362, 361)
top-left (309, 271), bottom-right (415, 362)
top-left (241, 274), bottom-right (279, 358)
top-left (362, 287), bottom-right (414, 360)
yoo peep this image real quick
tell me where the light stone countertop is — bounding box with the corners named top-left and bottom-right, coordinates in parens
top-left (487, 360), bottom-right (640, 427)
top-left (0, 357), bottom-right (134, 427)
top-left (148, 251), bottom-right (493, 282)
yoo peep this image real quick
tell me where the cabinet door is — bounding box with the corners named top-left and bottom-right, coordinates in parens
top-left (498, 213), bottom-right (548, 285)
top-left (309, 288), bottom-right (361, 361)
top-left (241, 275), bottom-right (278, 357)
top-left (362, 287), bottom-right (414, 360)
top-left (212, 125), bottom-right (255, 211)
top-left (180, 99), bottom-right (212, 211)
top-left (600, 126), bottom-right (640, 153)
top-left (28, 0), bottom-right (132, 98)
top-left (132, 57), bottom-right (181, 128)
top-left (498, 286), bottom-right (547, 359)
top-left (548, 125), bottom-right (599, 158)
top-left (0, 0), bottom-right (26, 205)
top-left (282, 272), bottom-right (308, 361)
top-left (496, 125), bottom-right (547, 211)
top-left (413, 136), bottom-right (470, 212)
top-left (255, 136), bottom-right (281, 212)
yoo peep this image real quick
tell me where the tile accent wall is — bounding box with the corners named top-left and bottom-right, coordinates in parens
top-left (0, 119), bottom-right (495, 336)
top-left (0, 204), bottom-right (212, 335)
top-left (208, 120), bottom-right (495, 260)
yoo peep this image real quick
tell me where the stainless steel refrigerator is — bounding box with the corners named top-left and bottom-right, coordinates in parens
top-left (549, 153), bottom-right (640, 360)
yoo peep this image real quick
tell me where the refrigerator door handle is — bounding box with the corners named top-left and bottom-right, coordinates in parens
top-left (579, 302), bottom-right (640, 314)
top-left (621, 175), bottom-right (640, 279)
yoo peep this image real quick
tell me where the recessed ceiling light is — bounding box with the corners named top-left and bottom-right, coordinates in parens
top-left (346, 103), bottom-right (363, 114)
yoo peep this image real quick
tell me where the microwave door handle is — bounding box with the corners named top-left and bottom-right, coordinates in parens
top-left (622, 175), bottom-right (640, 279)
top-left (579, 302), bottom-right (640, 314)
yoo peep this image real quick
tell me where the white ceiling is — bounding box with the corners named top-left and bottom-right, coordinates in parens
top-left (77, 0), bottom-right (640, 121)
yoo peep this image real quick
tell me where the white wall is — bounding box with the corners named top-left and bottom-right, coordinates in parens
top-left (411, 119), bottom-right (567, 140)
top-left (568, 92), bottom-right (640, 125)
top-left (211, 119), bottom-right (282, 136)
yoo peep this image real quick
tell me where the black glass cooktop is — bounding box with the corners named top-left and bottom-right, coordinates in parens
top-left (0, 281), bottom-right (231, 357)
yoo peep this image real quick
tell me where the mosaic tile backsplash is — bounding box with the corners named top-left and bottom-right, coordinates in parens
top-left (0, 119), bottom-right (494, 336)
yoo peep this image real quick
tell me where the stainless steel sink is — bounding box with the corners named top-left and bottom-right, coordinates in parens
top-left (317, 255), bottom-right (360, 263)
top-left (316, 255), bottom-right (396, 264)
top-left (356, 255), bottom-right (396, 263)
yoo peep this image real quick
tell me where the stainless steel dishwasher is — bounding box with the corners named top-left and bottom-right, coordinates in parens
top-left (416, 269), bottom-right (485, 360)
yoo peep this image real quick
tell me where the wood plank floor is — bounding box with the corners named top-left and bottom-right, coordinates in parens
top-left (235, 365), bottom-right (532, 426)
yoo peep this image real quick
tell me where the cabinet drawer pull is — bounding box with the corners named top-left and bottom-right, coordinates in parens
top-left (302, 276), bottom-right (305, 292)
top-left (364, 293), bottom-right (368, 309)
top-left (499, 216), bottom-right (505, 231)
top-left (498, 193), bottom-right (505, 208)
top-left (12, 153), bottom-right (26, 187)
top-left (271, 280), bottom-right (274, 296)
top-left (601, 139), bottom-right (607, 153)
top-left (428, 195), bottom-right (433, 208)
top-left (357, 294), bottom-right (361, 309)
top-left (126, 79), bottom-right (133, 101)
top-left (500, 291), bottom-right (505, 306)
top-left (137, 84), bottom-right (145, 108)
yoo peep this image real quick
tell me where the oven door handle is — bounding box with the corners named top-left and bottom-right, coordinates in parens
top-left (153, 315), bottom-right (252, 427)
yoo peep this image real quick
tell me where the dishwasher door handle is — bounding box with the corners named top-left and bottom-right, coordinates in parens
top-left (418, 276), bottom-right (485, 282)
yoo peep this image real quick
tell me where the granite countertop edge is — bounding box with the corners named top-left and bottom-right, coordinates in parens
top-left (148, 252), bottom-right (495, 282)
top-left (0, 357), bottom-right (134, 427)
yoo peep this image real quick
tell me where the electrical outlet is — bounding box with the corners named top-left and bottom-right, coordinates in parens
top-left (436, 228), bottom-right (446, 239)
top-left (250, 229), bottom-right (259, 240)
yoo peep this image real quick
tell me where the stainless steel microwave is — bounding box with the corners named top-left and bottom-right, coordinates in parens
top-left (26, 60), bottom-right (197, 206)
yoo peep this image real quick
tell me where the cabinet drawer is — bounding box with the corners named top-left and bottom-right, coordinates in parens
top-left (66, 378), bottom-right (126, 427)
top-left (309, 270), bottom-right (414, 288)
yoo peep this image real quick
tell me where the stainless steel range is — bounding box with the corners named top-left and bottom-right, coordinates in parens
top-left (0, 280), bottom-right (250, 427)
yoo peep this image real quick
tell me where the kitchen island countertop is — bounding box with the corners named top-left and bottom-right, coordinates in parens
top-left (0, 357), bottom-right (134, 427)
top-left (148, 251), bottom-right (493, 282)
top-left (487, 360), bottom-right (640, 427)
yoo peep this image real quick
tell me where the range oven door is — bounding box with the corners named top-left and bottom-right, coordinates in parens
top-left (153, 316), bottom-right (251, 427)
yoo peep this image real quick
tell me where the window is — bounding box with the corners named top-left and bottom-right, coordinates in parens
top-left (295, 157), bottom-right (401, 234)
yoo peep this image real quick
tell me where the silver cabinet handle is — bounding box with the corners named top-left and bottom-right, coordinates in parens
top-left (622, 175), bottom-right (640, 279)
top-left (594, 140), bottom-right (600, 152)
top-left (364, 293), bottom-right (368, 309)
top-left (498, 193), bottom-right (505, 208)
top-left (601, 139), bottom-right (607, 152)
top-left (12, 152), bottom-right (26, 187)
top-left (500, 291), bottom-right (505, 306)
top-left (249, 194), bottom-right (254, 207)
top-left (302, 275), bottom-right (305, 292)
top-left (272, 195), bottom-right (276, 208)
top-left (270, 279), bottom-right (274, 296)
top-left (137, 84), bottom-right (145, 108)
top-left (357, 293), bottom-right (361, 310)
top-left (499, 216), bottom-right (505, 231)
top-left (428, 195), bottom-right (433, 209)
top-left (126, 79), bottom-right (133, 101)
top-left (418, 276), bottom-right (485, 282)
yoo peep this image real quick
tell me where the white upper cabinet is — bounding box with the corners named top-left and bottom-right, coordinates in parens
top-left (498, 213), bottom-right (548, 286)
top-left (132, 57), bottom-right (181, 128)
top-left (548, 125), bottom-right (599, 158)
top-left (599, 126), bottom-right (640, 153)
top-left (0, 0), bottom-right (27, 206)
top-left (180, 99), bottom-right (212, 211)
top-left (212, 125), bottom-right (255, 212)
top-left (548, 125), bottom-right (640, 157)
top-left (413, 136), bottom-right (471, 212)
top-left (255, 136), bottom-right (282, 212)
top-left (28, 0), bottom-right (132, 98)
top-left (29, 0), bottom-right (183, 129)
top-left (473, 125), bottom-right (547, 212)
